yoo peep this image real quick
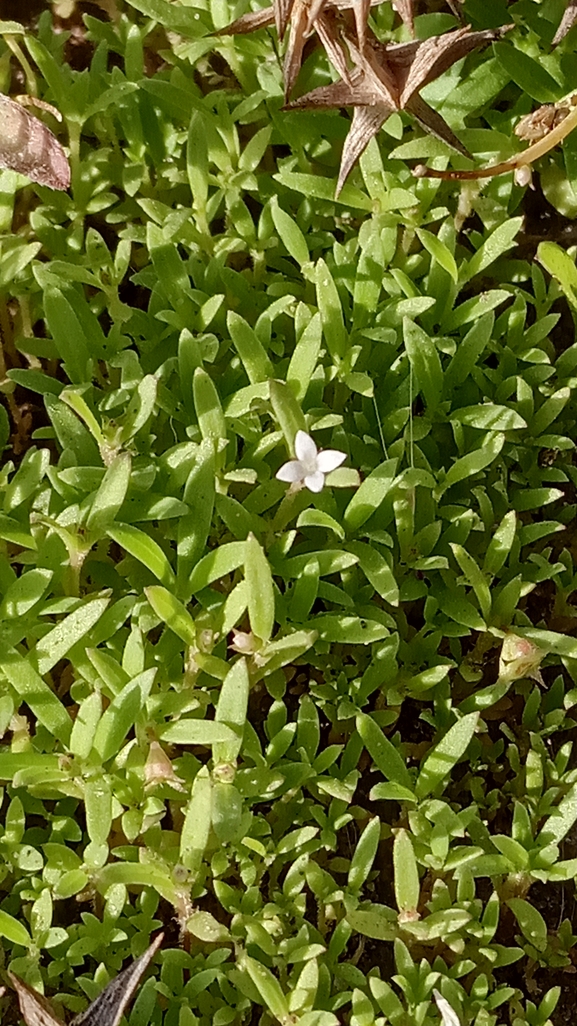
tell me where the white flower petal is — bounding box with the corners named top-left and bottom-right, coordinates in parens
top-left (295, 430), bottom-right (318, 464)
top-left (276, 460), bottom-right (305, 483)
top-left (433, 991), bottom-right (460, 1026)
top-left (316, 449), bottom-right (347, 474)
top-left (304, 471), bottom-right (324, 493)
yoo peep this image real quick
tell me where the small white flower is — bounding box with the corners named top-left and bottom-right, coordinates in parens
top-left (276, 430), bottom-right (346, 493)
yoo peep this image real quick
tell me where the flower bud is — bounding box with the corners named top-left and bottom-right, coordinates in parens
top-left (499, 633), bottom-right (544, 684)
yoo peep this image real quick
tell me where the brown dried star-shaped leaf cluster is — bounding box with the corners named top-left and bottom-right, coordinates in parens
top-left (217, 0), bottom-right (510, 194)
top-left (286, 24), bottom-right (510, 194)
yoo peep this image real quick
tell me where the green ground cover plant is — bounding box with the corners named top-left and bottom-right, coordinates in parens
top-left (2, 0), bottom-right (577, 1024)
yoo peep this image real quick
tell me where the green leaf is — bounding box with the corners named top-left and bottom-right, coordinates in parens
top-left (245, 533), bottom-right (275, 643)
top-left (118, 375), bottom-right (157, 445)
top-left (4, 448), bottom-right (49, 512)
top-left (438, 589), bottom-right (486, 630)
top-left (45, 394), bottom-right (99, 464)
top-left (408, 664), bottom-right (452, 693)
top-left (287, 312), bottom-right (322, 402)
top-left (369, 783), bottom-right (417, 803)
top-left (348, 816), bottom-right (381, 891)
top-left (250, 630), bottom-right (317, 678)
top-left (394, 829), bottom-right (420, 914)
top-left (512, 487), bottom-right (563, 511)
top-left (86, 452), bottom-right (132, 532)
top-left (491, 836), bottom-right (529, 869)
top-left (281, 549), bottom-right (359, 578)
top-left (273, 170), bottom-right (372, 211)
top-left (538, 241), bottom-right (577, 309)
top-left (187, 110), bottom-right (208, 218)
top-left (107, 523), bottom-right (175, 587)
top-left (531, 387), bottom-right (571, 435)
top-left (60, 389), bottom-right (104, 449)
top-left (211, 781), bottom-right (243, 843)
top-left (180, 766), bottom-right (211, 874)
top-left (416, 713), bottom-right (479, 799)
top-left (344, 459), bottom-right (398, 531)
top-left (450, 404), bottom-right (526, 431)
top-left (0, 650), bottom-right (72, 744)
top-left (92, 669), bottom-right (155, 762)
top-left (145, 586), bottom-right (196, 646)
top-left (193, 367), bottom-right (227, 444)
top-left (316, 258), bottom-right (347, 362)
top-left (445, 314), bottom-right (494, 389)
top-left (85, 777), bottom-right (112, 847)
top-left (0, 568), bottom-right (52, 619)
top-left (0, 909), bottom-right (31, 947)
top-left (483, 511), bottom-right (516, 576)
top-left (177, 438), bottom-right (216, 589)
top-left (42, 285), bottom-right (95, 383)
top-left (69, 691), bottom-right (102, 760)
top-left (242, 955), bottom-right (290, 1022)
top-left (311, 614), bottom-right (388, 644)
top-left (493, 42), bottom-right (560, 103)
top-left (538, 780), bottom-right (577, 845)
top-left (33, 596), bottom-right (111, 676)
top-left (461, 218), bottom-right (522, 284)
top-left (228, 311), bottom-right (274, 384)
top-left (270, 196), bottom-right (309, 266)
top-left (347, 541), bottom-right (399, 606)
top-left (214, 658), bottom-right (249, 764)
top-left (416, 227), bottom-right (457, 282)
top-left (187, 910), bottom-right (231, 944)
top-left (450, 544), bottom-right (491, 621)
top-left (344, 371), bottom-right (374, 397)
top-left (356, 712), bottom-right (413, 790)
top-left (442, 433), bottom-right (504, 492)
top-left (124, 0), bottom-right (202, 37)
top-left (269, 379), bottom-right (307, 453)
top-left (403, 317), bottom-right (443, 413)
top-left (160, 720), bottom-right (241, 746)
top-left (347, 908), bottom-right (397, 942)
top-left (507, 898), bottom-right (547, 952)
top-left (189, 541), bottom-right (246, 592)
top-left (297, 509), bottom-right (344, 539)
top-left (0, 517), bottom-right (34, 549)
top-left (96, 861), bottom-right (176, 903)
top-left (403, 908), bottom-right (472, 941)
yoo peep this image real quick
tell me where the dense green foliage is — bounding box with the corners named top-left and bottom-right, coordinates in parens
top-left (1, 1), bottom-right (577, 1025)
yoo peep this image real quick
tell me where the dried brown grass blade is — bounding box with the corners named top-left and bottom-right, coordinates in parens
top-left (9, 976), bottom-right (64, 1026)
top-left (274, 0), bottom-right (297, 39)
top-left (407, 93), bottom-right (471, 156)
top-left (391, 0), bottom-right (414, 35)
top-left (216, 8), bottom-right (274, 33)
top-left (11, 935), bottom-right (163, 1026)
top-left (553, 0), bottom-right (577, 45)
top-left (337, 104), bottom-right (392, 193)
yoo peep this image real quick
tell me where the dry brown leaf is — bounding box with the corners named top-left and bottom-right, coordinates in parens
top-left (11, 934), bottom-right (163, 1026)
top-left (0, 93), bottom-right (70, 190)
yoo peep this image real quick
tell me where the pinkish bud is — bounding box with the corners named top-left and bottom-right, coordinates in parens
top-left (144, 741), bottom-right (186, 791)
top-left (499, 633), bottom-right (544, 684)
